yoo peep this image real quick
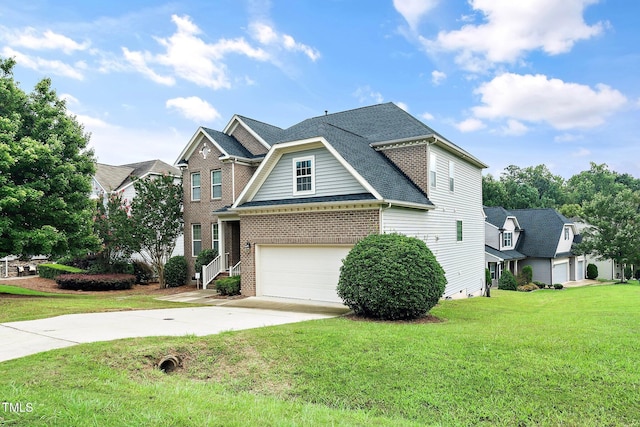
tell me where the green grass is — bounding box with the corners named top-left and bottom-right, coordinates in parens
top-left (1, 284), bottom-right (639, 426)
top-left (0, 283), bottom-right (196, 322)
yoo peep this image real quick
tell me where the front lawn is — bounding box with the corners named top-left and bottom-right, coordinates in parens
top-left (1, 284), bottom-right (638, 426)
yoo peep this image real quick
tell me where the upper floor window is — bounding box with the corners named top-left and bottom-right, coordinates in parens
top-left (192, 224), bottom-right (202, 257)
top-left (456, 220), bottom-right (463, 242)
top-left (430, 153), bottom-right (437, 188)
top-left (191, 172), bottom-right (201, 201)
top-left (211, 170), bottom-right (222, 199)
top-left (293, 156), bottom-right (315, 195)
top-left (449, 160), bottom-right (455, 192)
top-left (564, 227), bottom-right (570, 240)
top-left (503, 231), bottom-right (513, 248)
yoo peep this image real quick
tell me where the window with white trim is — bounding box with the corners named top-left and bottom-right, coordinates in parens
top-left (211, 170), bottom-right (222, 199)
top-left (211, 223), bottom-right (219, 254)
top-left (430, 153), bottom-right (437, 188)
top-left (503, 232), bottom-right (513, 248)
top-left (293, 156), bottom-right (315, 195)
top-left (564, 227), bottom-right (570, 240)
top-left (191, 172), bottom-right (201, 201)
top-left (192, 224), bottom-right (202, 256)
top-left (449, 160), bottom-right (455, 192)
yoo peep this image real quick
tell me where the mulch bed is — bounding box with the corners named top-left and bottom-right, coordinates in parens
top-left (0, 276), bottom-right (198, 297)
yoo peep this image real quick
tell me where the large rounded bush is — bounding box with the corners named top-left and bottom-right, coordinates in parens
top-left (337, 233), bottom-right (447, 320)
top-left (164, 256), bottom-right (188, 287)
top-left (498, 270), bottom-right (517, 290)
top-left (586, 263), bottom-right (598, 280)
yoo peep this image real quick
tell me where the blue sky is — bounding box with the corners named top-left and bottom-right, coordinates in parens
top-left (1, 0), bottom-right (638, 178)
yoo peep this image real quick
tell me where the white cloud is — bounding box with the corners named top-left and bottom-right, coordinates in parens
top-left (395, 101), bottom-right (409, 112)
top-left (166, 96), bottom-right (221, 122)
top-left (431, 70), bottom-right (446, 85)
top-left (456, 117), bottom-right (486, 132)
top-left (6, 27), bottom-right (90, 54)
top-left (1, 47), bottom-right (85, 80)
top-left (353, 86), bottom-right (384, 104)
top-left (422, 0), bottom-right (604, 71)
top-left (421, 112), bottom-right (434, 121)
top-left (555, 133), bottom-right (583, 142)
top-left (393, 0), bottom-right (439, 31)
top-left (500, 119), bottom-right (528, 136)
top-left (123, 14), bottom-right (269, 90)
top-left (249, 22), bottom-right (320, 61)
top-left (472, 73), bottom-right (628, 130)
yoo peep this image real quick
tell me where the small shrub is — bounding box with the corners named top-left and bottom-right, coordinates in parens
top-left (498, 270), bottom-right (517, 291)
top-left (337, 233), bottom-right (447, 320)
top-left (517, 283), bottom-right (538, 292)
top-left (624, 266), bottom-right (633, 281)
top-left (164, 256), bottom-right (188, 287)
top-left (215, 276), bottom-right (241, 296)
top-left (533, 281), bottom-right (547, 289)
top-left (55, 274), bottom-right (136, 291)
top-left (553, 283), bottom-right (564, 290)
top-left (522, 265), bottom-right (533, 283)
top-left (133, 260), bottom-right (154, 285)
top-left (485, 268), bottom-right (491, 287)
top-left (586, 263), bottom-right (598, 280)
top-left (38, 263), bottom-right (84, 279)
top-left (516, 273), bottom-right (529, 287)
top-left (194, 249), bottom-right (218, 276)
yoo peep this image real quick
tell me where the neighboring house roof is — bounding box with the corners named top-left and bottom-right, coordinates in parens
top-left (510, 208), bottom-right (574, 258)
top-left (94, 160), bottom-right (179, 193)
top-left (484, 206), bottom-right (516, 229)
top-left (485, 245), bottom-right (526, 261)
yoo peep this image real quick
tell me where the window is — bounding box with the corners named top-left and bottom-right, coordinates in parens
top-left (191, 172), bottom-right (201, 201)
top-left (503, 232), bottom-right (513, 248)
top-left (211, 170), bottom-right (222, 199)
top-left (564, 227), bottom-right (570, 240)
top-left (293, 156), bottom-right (315, 195)
top-left (449, 160), bottom-right (454, 192)
top-left (456, 220), bottom-right (463, 241)
top-left (429, 153), bottom-right (437, 188)
top-left (490, 263), bottom-right (496, 280)
top-left (192, 224), bottom-right (202, 256)
top-left (211, 223), bottom-right (219, 254)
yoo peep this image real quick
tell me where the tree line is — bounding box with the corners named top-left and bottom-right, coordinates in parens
top-left (484, 163), bottom-right (640, 281)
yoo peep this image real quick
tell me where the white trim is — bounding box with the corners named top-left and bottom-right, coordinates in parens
top-left (211, 169), bottom-right (222, 200)
top-left (292, 155), bottom-right (316, 196)
top-left (190, 172), bottom-right (201, 201)
top-left (174, 127), bottom-right (227, 166)
top-left (211, 223), bottom-right (220, 254)
top-left (191, 223), bottom-right (202, 257)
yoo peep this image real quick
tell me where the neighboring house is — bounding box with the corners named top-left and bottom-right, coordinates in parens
top-left (176, 103), bottom-right (488, 303)
top-left (573, 220), bottom-right (624, 280)
top-left (484, 206), bottom-right (586, 286)
top-left (92, 160), bottom-right (184, 257)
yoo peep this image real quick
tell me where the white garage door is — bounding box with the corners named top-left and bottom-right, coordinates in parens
top-left (256, 245), bottom-right (352, 303)
top-left (577, 260), bottom-right (585, 280)
top-left (553, 262), bottom-right (569, 283)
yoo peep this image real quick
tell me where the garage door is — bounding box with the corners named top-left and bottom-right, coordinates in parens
top-left (553, 262), bottom-right (569, 283)
top-left (256, 245), bottom-right (352, 303)
top-left (577, 260), bottom-right (585, 280)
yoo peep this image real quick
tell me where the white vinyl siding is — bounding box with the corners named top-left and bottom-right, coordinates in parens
top-left (449, 160), bottom-right (454, 192)
top-left (252, 148), bottom-right (367, 201)
top-left (429, 152), bottom-right (437, 188)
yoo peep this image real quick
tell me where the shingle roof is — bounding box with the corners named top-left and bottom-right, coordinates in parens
top-left (485, 245), bottom-right (526, 261)
top-left (510, 208), bottom-right (573, 258)
top-left (235, 116), bottom-right (285, 145)
top-left (484, 206), bottom-right (513, 228)
top-left (95, 160), bottom-right (179, 192)
top-left (239, 193), bottom-right (377, 208)
top-left (201, 127), bottom-right (256, 159)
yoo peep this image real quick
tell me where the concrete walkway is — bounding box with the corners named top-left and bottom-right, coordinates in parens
top-left (0, 305), bottom-right (341, 363)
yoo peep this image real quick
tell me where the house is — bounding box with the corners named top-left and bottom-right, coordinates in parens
top-left (484, 206), bottom-right (586, 286)
top-left (92, 159), bottom-right (184, 257)
top-left (573, 220), bottom-right (624, 280)
top-left (176, 103), bottom-right (488, 302)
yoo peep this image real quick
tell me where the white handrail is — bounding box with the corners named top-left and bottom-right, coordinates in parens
top-left (202, 255), bottom-right (221, 290)
top-left (229, 261), bottom-right (241, 277)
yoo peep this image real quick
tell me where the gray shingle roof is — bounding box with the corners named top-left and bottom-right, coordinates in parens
top-left (95, 160), bottom-right (179, 192)
top-left (201, 127), bottom-right (257, 159)
top-left (485, 245), bottom-right (526, 261)
top-left (510, 208), bottom-right (573, 258)
top-left (235, 116), bottom-right (285, 145)
top-left (484, 206), bottom-right (514, 229)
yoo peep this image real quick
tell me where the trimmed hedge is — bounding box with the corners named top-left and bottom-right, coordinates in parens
top-left (38, 263), bottom-right (84, 279)
top-left (215, 276), bottom-right (241, 296)
top-left (55, 274), bottom-right (136, 291)
top-left (337, 233), bottom-right (447, 320)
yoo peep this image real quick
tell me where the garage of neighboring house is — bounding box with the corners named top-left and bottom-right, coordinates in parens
top-left (577, 259), bottom-right (585, 280)
top-left (255, 245), bottom-right (352, 303)
top-left (553, 261), bottom-right (569, 283)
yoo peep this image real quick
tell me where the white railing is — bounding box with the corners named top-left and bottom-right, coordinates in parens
top-left (202, 255), bottom-right (221, 290)
top-left (229, 261), bottom-right (241, 277)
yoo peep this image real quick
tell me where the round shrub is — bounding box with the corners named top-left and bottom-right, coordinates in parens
top-left (533, 281), bottom-right (547, 289)
top-left (553, 283), bottom-right (564, 290)
top-left (337, 233), bottom-right (447, 320)
top-left (586, 263), bottom-right (598, 280)
top-left (215, 276), bottom-right (241, 296)
top-left (164, 256), bottom-right (188, 287)
top-left (498, 270), bottom-right (517, 291)
top-left (194, 249), bottom-right (218, 276)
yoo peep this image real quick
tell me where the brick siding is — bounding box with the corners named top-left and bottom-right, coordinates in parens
top-left (380, 144), bottom-right (428, 193)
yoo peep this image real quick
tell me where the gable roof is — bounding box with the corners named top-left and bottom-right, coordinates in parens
top-left (235, 116), bottom-right (285, 145)
top-left (510, 208), bottom-right (574, 258)
top-left (201, 127), bottom-right (256, 159)
top-left (95, 160), bottom-right (179, 193)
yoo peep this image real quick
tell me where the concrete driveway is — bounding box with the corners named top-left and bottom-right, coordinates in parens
top-left (0, 306), bottom-right (336, 363)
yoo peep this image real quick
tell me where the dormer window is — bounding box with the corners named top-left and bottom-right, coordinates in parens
top-left (503, 231), bottom-right (513, 248)
top-left (564, 227), bottom-right (570, 240)
top-left (293, 156), bottom-right (315, 195)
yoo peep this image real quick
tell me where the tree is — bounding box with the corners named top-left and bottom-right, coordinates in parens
top-left (129, 174), bottom-right (183, 287)
top-left (565, 162), bottom-right (623, 206)
top-left (0, 57), bottom-right (98, 258)
top-left (93, 191), bottom-right (137, 265)
top-left (482, 174), bottom-right (507, 207)
top-left (578, 188), bottom-right (640, 283)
